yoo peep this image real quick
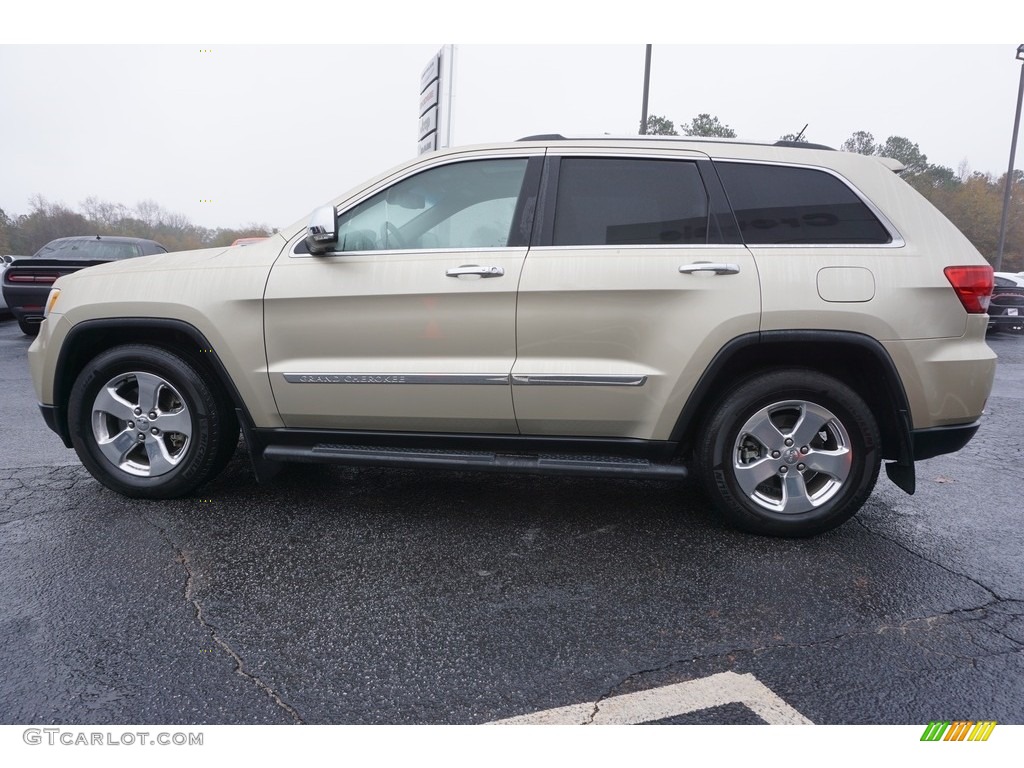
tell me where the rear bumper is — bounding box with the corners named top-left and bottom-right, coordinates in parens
top-left (912, 421), bottom-right (980, 461)
top-left (988, 314), bottom-right (1024, 332)
top-left (3, 283), bottom-right (49, 317)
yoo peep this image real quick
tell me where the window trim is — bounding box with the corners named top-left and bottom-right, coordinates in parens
top-left (289, 153), bottom-right (544, 257)
top-left (710, 158), bottom-right (906, 248)
top-left (534, 154), bottom-right (725, 248)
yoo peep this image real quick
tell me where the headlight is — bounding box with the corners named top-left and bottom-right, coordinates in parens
top-left (44, 288), bottom-right (61, 317)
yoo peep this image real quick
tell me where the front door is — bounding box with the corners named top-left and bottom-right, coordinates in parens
top-left (264, 156), bottom-right (537, 434)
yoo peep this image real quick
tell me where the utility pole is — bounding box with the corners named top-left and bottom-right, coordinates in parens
top-left (995, 44), bottom-right (1024, 272)
top-left (639, 45), bottom-right (652, 135)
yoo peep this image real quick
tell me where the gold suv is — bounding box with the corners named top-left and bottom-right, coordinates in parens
top-left (28, 136), bottom-right (997, 536)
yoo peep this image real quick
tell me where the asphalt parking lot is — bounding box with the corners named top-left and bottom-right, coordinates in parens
top-left (1, 317), bottom-right (1022, 725)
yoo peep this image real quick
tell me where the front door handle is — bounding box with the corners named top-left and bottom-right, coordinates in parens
top-left (446, 265), bottom-right (505, 278)
top-left (679, 262), bottom-right (740, 275)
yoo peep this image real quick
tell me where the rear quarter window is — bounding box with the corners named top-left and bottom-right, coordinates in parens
top-left (715, 162), bottom-right (892, 245)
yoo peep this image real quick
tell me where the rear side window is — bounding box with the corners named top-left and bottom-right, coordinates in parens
top-left (552, 158), bottom-right (710, 246)
top-left (716, 162), bottom-right (892, 245)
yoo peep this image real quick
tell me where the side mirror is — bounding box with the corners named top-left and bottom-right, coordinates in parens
top-left (305, 205), bottom-right (338, 255)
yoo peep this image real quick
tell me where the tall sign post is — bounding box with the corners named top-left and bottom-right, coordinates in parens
top-left (418, 45), bottom-right (454, 155)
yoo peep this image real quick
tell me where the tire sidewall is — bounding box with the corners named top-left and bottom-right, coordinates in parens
top-left (68, 346), bottom-right (218, 498)
top-left (702, 370), bottom-right (880, 537)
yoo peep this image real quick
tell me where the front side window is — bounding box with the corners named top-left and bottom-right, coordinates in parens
top-left (716, 162), bottom-right (892, 245)
top-left (334, 158), bottom-right (529, 252)
top-left (552, 158), bottom-right (710, 246)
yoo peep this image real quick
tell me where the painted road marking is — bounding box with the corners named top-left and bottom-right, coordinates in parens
top-left (490, 671), bottom-right (813, 725)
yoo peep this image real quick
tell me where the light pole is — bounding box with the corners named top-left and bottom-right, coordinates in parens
top-left (639, 45), bottom-right (652, 135)
top-left (995, 44), bottom-right (1024, 273)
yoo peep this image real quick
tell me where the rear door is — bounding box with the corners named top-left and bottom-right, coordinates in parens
top-left (512, 148), bottom-right (761, 440)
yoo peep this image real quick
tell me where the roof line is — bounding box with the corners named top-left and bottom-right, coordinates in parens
top-left (516, 134), bottom-right (835, 151)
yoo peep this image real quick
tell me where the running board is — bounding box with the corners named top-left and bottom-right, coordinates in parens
top-left (262, 443), bottom-right (687, 480)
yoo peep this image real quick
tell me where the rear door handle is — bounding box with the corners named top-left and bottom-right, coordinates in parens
top-left (446, 265), bottom-right (505, 278)
top-left (679, 262), bottom-right (740, 275)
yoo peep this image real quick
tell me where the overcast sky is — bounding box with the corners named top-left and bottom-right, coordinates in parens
top-left (2, 5), bottom-right (1023, 232)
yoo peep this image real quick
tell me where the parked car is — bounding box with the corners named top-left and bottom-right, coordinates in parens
top-left (988, 271), bottom-right (1024, 334)
top-left (27, 136), bottom-right (996, 537)
top-left (0, 255), bottom-right (22, 317)
top-left (3, 236), bottom-right (167, 335)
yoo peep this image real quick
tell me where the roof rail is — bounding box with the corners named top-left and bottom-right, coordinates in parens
top-left (773, 140), bottom-right (834, 150)
top-left (517, 134), bottom-right (835, 151)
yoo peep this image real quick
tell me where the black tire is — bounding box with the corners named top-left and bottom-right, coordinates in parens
top-left (18, 317), bottom-right (39, 336)
top-left (695, 369), bottom-right (880, 537)
top-left (68, 344), bottom-right (239, 498)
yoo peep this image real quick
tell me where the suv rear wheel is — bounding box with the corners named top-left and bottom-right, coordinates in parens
top-left (697, 369), bottom-right (880, 537)
top-left (68, 345), bottom-right (238, 498)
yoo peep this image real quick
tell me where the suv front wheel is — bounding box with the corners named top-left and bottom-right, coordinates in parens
top-left (697, 369), bottom-right (881, 537)
top-left (68, 344), bottom-right (238, 498)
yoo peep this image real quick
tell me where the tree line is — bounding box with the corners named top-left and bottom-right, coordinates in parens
top-left (3, 124), bottom-right (1023, 272)
top-left (645, 114), bottom-right (1024, 272)
top-left (0, 196), bottom-right (272, 257)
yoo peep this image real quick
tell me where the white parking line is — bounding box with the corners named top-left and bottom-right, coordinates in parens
top-left (490, 671), bottom-right (813, 725)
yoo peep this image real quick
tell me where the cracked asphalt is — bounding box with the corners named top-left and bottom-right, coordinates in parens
top-left (1, 317), bottom-right (1022, 725)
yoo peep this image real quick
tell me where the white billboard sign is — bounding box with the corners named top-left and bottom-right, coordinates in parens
top-left (417, 45), bottom-right (453, 155)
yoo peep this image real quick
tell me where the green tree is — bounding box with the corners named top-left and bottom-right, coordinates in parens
top-left (680, 113), bottom-right (736, 138)
top-left (778, 132), bottom-right (808, 143)
top-left (0, 208), bottom-right (13, 254)
top-left (841, 131), bottom-right (877, 156)
top-left (877, 136), bottom-right (930, 175)
top-left (643, 114), bottom-right (678, 136)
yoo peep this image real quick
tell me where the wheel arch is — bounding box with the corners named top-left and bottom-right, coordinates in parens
top-left (671, 330), bottom-right (914, 474)
top-left (50, 318), bottom-right (254, 448)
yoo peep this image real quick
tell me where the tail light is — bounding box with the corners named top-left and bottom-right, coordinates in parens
top-left (944, 265), bottom-right (993, 313)
top-left (7, 274), bottom-right (58, 284)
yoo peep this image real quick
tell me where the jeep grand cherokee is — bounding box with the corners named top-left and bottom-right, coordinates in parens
top-left (27, 136), bottom-right (996, 536)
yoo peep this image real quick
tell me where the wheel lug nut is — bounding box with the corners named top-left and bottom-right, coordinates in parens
top-left (797, 463), bottom-right (806, 471)
top-left (779, 466), bottom-right (788, 474)
top-left (800, 446), bottom-right (809, 454)
top-left (134, 408), bottom-right (142, 415)
top-left (151, 428), bottom-right (160, 436)
top-left (771, 450), bottom-right (781, 459)
top-left (148, 412), bottom-right (157, 419)
top-left (784, 438), bottom-right (794, 447)
top-left (137, 433), bottom-right (146, 441)
top-left (128, 421), bottom-right (135, 429)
